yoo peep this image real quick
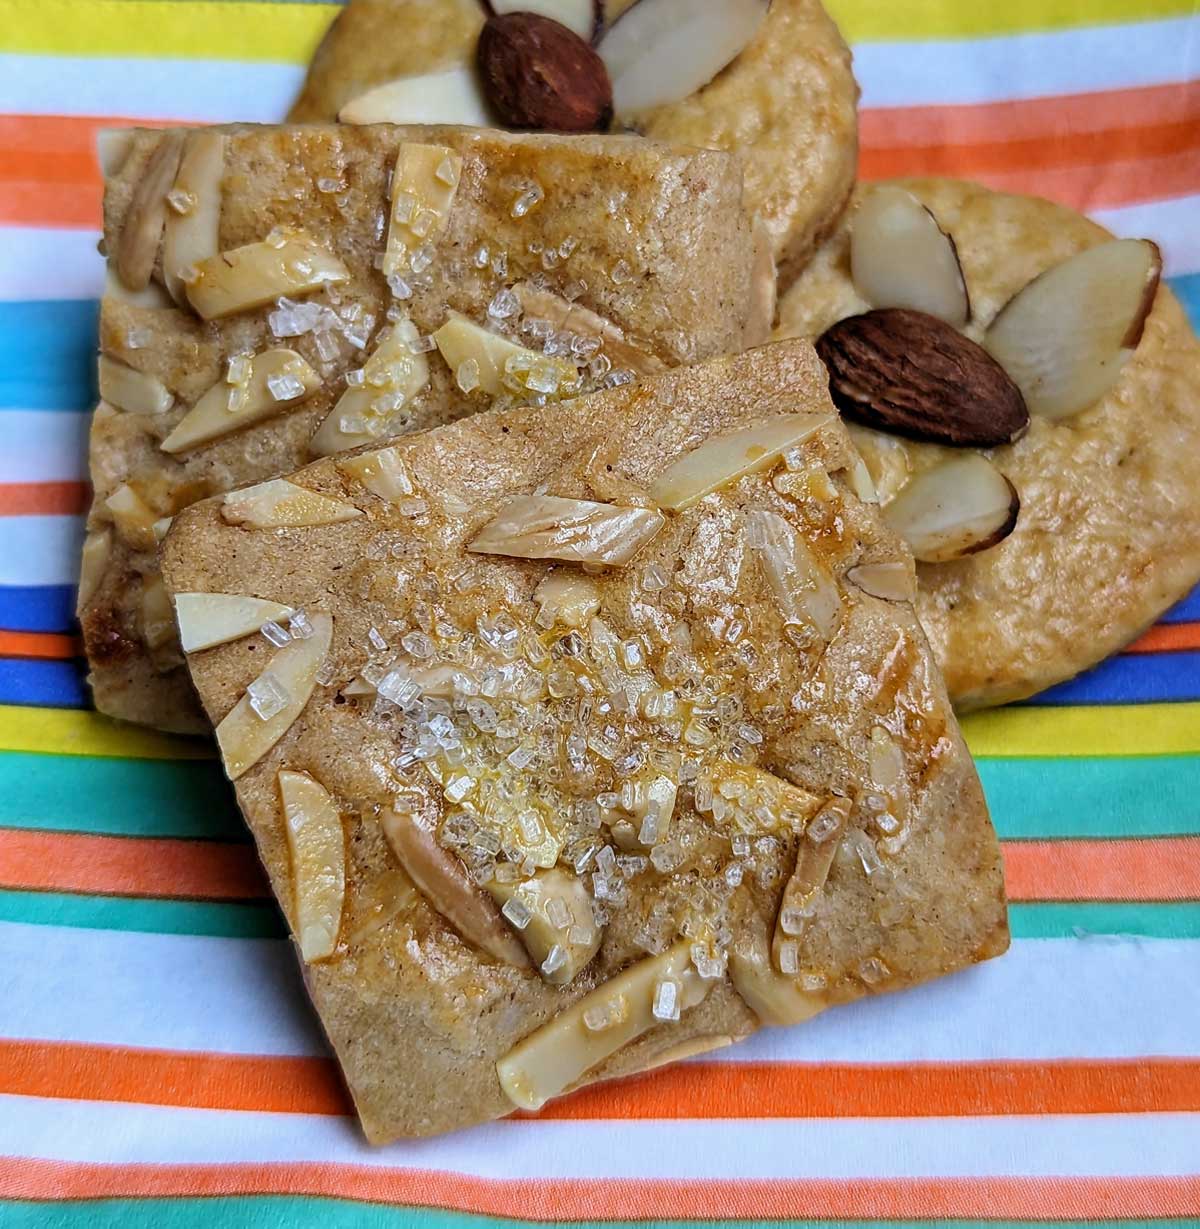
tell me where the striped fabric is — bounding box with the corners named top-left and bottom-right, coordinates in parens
top-left (1, 0), bottom-right (1198, 1224)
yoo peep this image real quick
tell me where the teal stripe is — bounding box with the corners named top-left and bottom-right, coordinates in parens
top-left (0, 751), bottom-right (247, 841)
top-left (1009, 902), bottom-right (1200, 940)
top-left (0, 890), bottom-right (283, 939)
top-left (3, 1205), bottom-right (1199, 1229)
top-left (5, 749), bottom-right (1197, 843)
top-left (2, 890), bottom-right (1195, 942)
top-left (1, 1206), bottom-right (1195, 1229)
top-left (978, 754), bottom-right (1200, 838)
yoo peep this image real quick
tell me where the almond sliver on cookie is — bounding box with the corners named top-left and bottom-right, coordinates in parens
top-left (984, 238), bottom-right (1161, 420)
top-left (279, 769), bottom-right (347, 962)
top-left (174, 592), bottom-right (295, 652)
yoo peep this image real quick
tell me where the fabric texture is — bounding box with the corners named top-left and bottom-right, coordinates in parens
top-left (0, 0), bottom-right (1198, 1223)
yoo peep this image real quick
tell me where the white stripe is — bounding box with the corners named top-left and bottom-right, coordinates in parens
top-left (855, 17), bottom-right (1200, 108)
top-left (0, 411), bottom-right (89, 484)
top-left (0, 54), bottom-right (304, 122)
top-left (0, 1096), bottom-right (1196, 1177)
top-left (0, 228), bottom-right (102, 302)
top-left (1, 18), bottom-right (1196, 120)
top-left (1, 923), bottom-right (1196, 1062)
top-left (1094, 194), bottom-right (1200, 278)
top-left (0, 516), bottom-right (83, 585)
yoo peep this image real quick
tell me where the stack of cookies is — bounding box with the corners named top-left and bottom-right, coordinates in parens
top-left (80, 0), bottom-right (1200, 1141)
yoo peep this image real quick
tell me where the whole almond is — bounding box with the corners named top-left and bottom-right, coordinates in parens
top-left (477, 12), bottom-right (613, 133)
top-left (816, 308), bottom-right (1029, 447)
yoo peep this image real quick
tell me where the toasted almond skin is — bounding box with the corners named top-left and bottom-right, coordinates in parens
top-left (816, 308), bottom-right (1029, 448)
top-left (477, 12), bottom-right (613, 132)
top-left (1121, 241), bottom-right (1163, 348)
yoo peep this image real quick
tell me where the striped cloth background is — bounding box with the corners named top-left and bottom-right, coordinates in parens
top-left (1, 1), bottom-right (1199, 1225)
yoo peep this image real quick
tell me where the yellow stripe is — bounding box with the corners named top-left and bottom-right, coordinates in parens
top-left (0, 0), bottom-right (1194, 62)
top-left (0, 706), bottom-right (212, 761)
top-left (962, 702), bottom-right (1200, 758)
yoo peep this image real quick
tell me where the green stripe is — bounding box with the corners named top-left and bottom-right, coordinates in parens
top-left (978, 754), bottom-right (1200, 838)
top-left (0, 890), bottom-right (283, 939)
top-left (3, 1206), bottom-right (1197, 1229)
top-left (3, 890), bottom-right (1197, 942)
top-left (0, 751), bottom-right (246, 840)
top-left (5, 748), bottom-right (1197, 843)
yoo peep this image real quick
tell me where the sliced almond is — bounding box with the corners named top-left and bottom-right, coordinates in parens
top-left (533, 571), bottom-right (602, 628)
top-left (851, 185), bottom-right (970, 326)
top-left (186, 230), bottom-right (350, 320)
top-left (98, 356), bottom-right (173, 416)
top-left (338, 446), bottom-right (416, 502)
top-left (278, 770), bottom-right (346, 961)
top-left (469, 494), bottom-right (664, 566)
top-left (774, 796), bottom-right (851, 958)
top-left (340, 67), bottom-right (493, 127)
top-left (846, 560), bottom-right (915, 603)
top-left (496, 940), bottom-right (713, 1110)
top-left (729, 935), bottom-right (829, 1027)
top-left (152, 516), bottom-right (174, 544)
top-left (637, 1034), bottom-right (736, 1072)
top-left (708, 762), bottom-right (823, 833)
top-left (984, 238), bottom-right (1162, 420)
top-left (221, 479), bottom-right (362, 530)
top-left (597, 0), bottom-right (768, 117)
top-left (513, 283), bottom-right (664, 376)
top-left (433, 313), bottom-right (580, 399)
top-left (139, 573), bottom-right (176, 651)
top-left (744, 219), bottom-right (778, 347)
top-left (103, 266), bottom-right (174, 309)
top-left (846, 424), bottom-right (910, 505)
top-left (486, 0), bottom-right (600, 41)
top-left (383, 143), bottom-right (463, 280)
top-left (380, 806), bottom-right (530, 967)
top-left (96, 128), bottom-right (135, 178)
top-left (883, 455), bottom-right (1019, 564)
top-left (648, 413), bottom-right (833, 512)
top-left (310, 319), bottom-right (430, 456)
top-left (77, 528), bottom-right (111, 610)
top-left (115, 130), bottom-right (185, 292)
top-left (175, 592), bottom-right (295, 653)
top-left (488, 868), bottom-right (601, 984)
top-left (103, 483), bottom-right (159, 552)
top-left (745, 508), bottom-right (841, 640)
top-left (817, 310), bottom-right (1029, 447)
top-left (161, 349), bottom-right (320, 454)
top-left (163, 131), bottom-right (225, 305)
top-left (215, 613), bottom-right (332, 780)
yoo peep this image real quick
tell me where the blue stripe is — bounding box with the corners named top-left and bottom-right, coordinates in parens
top-left (0, 278), bottom-right (1193, 413)
top-left (1172, 271), bottom-right (1200, 333)
top-left (1028, 649), bottom-right (1200, 706)
top-left (0, 299), bottom-right (96, 411)
top-left (0, 656), bottom-right (86, 707)
top-left (0, 585), bottom-right (76, 632)
top-left (1161, 580), bottom-right (1200, 624)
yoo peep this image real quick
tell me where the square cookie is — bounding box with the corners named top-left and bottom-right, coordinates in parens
top-left (82, 122), bottom-right (760, 731)
top-left (161, 339), bottom-right (1008, 1142)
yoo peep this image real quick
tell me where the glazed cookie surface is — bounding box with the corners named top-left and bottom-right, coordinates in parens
top-left (289, 0), bottom-right (859, 286)
top-left (776, 177), bottom-right (1200, 710)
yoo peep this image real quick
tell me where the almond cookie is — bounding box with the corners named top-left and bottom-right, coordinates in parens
top-left (160, 340), bottom-right (1007, 1141)
top-left (776, 178), bottom-right (1200, 709)
top-left (82, 123), bottom-right (758, 732)
top-left (289, 0), bottom-right (859, 287)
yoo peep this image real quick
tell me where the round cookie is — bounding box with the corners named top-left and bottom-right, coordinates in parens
top-left (776, 178), bottom-right (1200, 710)
top-left (288, 0), bottom-right (859, 287)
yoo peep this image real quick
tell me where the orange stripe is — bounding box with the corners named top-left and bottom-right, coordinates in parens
top-left (0, 630), bottom-right (81, 660)
top-left (1126, 622), bottom-right (1200, 653)
top-left (4, 84), bottom-right (1200, 227)
top-left (0, 482), bottom-right (89, 517)
top-left (1004, 836), bottom-right (1200, 902)
top-left (3, 1039), bottom-right (1197, 1121)
top-left (0, 829), bottom-right (268, 901)
top-left (3, 830), bottom-right (1196, 902)
top-left (0, 1160), bottom-right (1196, 1219)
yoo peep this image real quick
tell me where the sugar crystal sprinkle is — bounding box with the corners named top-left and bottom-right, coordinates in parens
top-left (651, 977), bottom-right (680, 1021)
top-left (260, 620), bottom-right (290, 647)
top-left (247, 672), bottom-right (289, 721)
top-left (501, 897), bottom-right (532, 930)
